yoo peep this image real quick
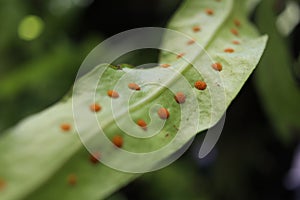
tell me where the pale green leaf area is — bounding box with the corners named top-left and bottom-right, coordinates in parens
top-left (255, 0), bottom-right (300, 142)
top-left (0, 0), bottom-right (267, 199)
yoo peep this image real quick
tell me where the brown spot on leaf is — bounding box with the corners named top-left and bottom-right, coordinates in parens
top-left (68, 174), bottom-right (77, 186)
top-left (158, 108), bottom-right (169, 119)
top-left (193, 26), bottom-right (201, 32)
top-left (176, 53), bottom-right (185, 59)
top-left (234, 19), bottom-right (241, 27)
top-left (112, 135), bottom-right (123, 148)
top-left (174, 92), bottom-right (186, 104)
top-left (187, 39), bottom-right (195, 45)
top-left (107, 90), bottom-right (119, 98)
top-left (232, 40), bottom-right (240, 45)
top-left (224, 48), bottom-right (234, 53)
top-left (60, 123), bottom-right (71, 132)
top-left (0, 179), bottom-right (6, 191)
top-left (211, 62), bottom-right (223, 71)
top-left (205, 8), bottom-right (214, 15)
top-left (160, 63), bottom-right (171, 68)
top-left (90, 103), bottom-right (101, 112)
top-left (137, 119), bottom-right (147, 131)
top-left (128, 83), bottom-right (140, 91)
top-left (194, 81), bottom-right (207, 90)
top-left (90, 152), bottom-right (101, 164)
top-left (231, 28), bottom-right (239, 36)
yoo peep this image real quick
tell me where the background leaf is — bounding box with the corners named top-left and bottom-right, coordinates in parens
top-left (255, 0), bottom-right (300, 142)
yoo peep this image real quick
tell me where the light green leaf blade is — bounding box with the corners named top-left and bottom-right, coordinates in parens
top-left (0, 0), bottom-right (267, 200)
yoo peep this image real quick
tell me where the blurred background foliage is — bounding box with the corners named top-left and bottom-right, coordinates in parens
top-left (0, 0), bottom-right (299, 199)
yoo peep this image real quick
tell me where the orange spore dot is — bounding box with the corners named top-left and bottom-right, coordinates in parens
top-left (112, 135), bottom-right (123, 148)
top-left (0, 179), bottom-right (6, 191)
top-left (67, 174), bottom-right (77, 186)
top-left (90, 103), bottom-right (101, 112)
top-left (160, 63), bottom-right (170, 68)
top-left (89, 152), bottom-right (101, 164)
top-left (137, 119), bottom-right (147, 130)
top-left (60, 123), bottom-right (71, 132)
top-left (187, 39), bottom-right (195, 45)
top-left (194, 81), bottom-right (207, 90)
top-left (176, 53), bottom-right (185, 59)
top-left (128, 83), bottom-right (140, 91)
top-left (205, 8), bottom-right (214, 15)
top-left (224, 48), bottom-right (234, 53)
top-left (211, 62), bottom-right (223, 71)
top-left (234, 19), bottom-right (241, 27)
top-left (193, 26), bottom-right (201, 32)
top-left (107, 90), bottom-right (119, 98)
top-left (231, 28), bottom-right (239, 36)
top-left (158, 108), bottom-right (169, 120)
top-left (174, 92), bottom-right (186, 104)
top-left (232, 40), bottom-right (240, 45)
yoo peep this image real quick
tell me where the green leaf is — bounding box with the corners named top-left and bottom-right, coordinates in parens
top-left (0, 0), bottom-right (267, 199)
top-left (255, 0), bottom-right (300, 141)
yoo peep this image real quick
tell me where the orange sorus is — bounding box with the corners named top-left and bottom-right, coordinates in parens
top-left (231, 28), bottom-right (239, 36)
top-left (174, 92), bottom-right (186, 104)
top-left (205, 8), bottom-right (214, 15)
top-left (232, 40), bottom-right (240, 45)
top-left (176, 53), bottom-right (185, 59)
top-left (112, 135), bottom-right (123, 148)
top-left (90, 103), bottom-right (101, 112)
top-left (60, 123), bottom-right (71, 132)
top-left (160, 63), bottom-right (170, 68)
top-left (194, 81), bottom-right (207, 90)
top-left (224, 48), bottom-right (234, 53)
top-left (193, 26), bottom-right (201, 32)
top-left (128, 83), bottom-right (141, 91)
top-left (0, 179), bottom-right (6, 191)
top-left (187, 39), bottom-right (195, 45)
top-left (137, 119), bottom-right (147, 130)
top-left (211, 62), bottom-right (223, 71)
top-left (67, 174), bottom-right (77, 186)
top-left (89, 152), bottom-right (101, 164)
top-left (158, 108), bottom-right (169, 119)
top-left (107, 90), bottom-right (119, 98)
top-left (234, 19), bottom-right (241, 27)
